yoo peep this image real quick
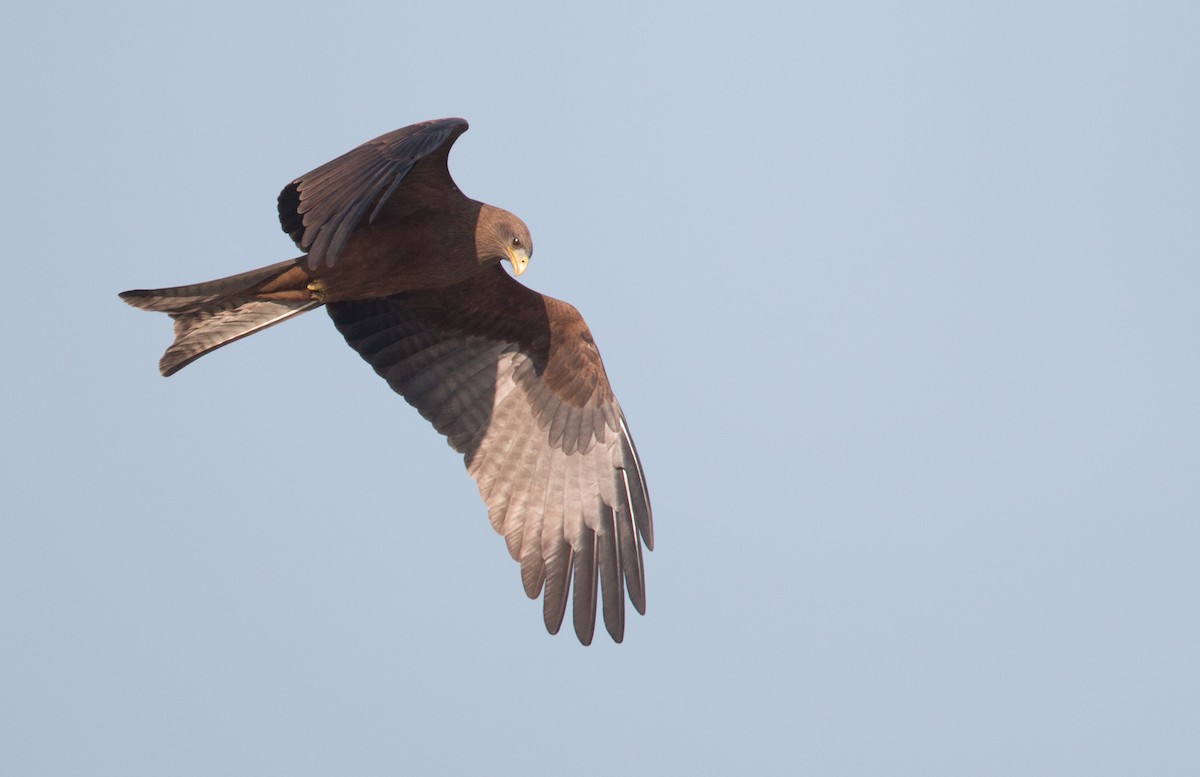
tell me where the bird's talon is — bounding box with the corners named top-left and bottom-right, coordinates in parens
top-left (307, 279), bottom-right (326, 301)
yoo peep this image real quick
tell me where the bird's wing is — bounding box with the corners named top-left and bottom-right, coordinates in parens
top-left (326, 264), bottom-right (653, 644)
top-left (278, 118), bottom-right (469, 271)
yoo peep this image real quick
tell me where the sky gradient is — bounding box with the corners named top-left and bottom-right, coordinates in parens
top-left (2, 2), bottom-right (1198, 775)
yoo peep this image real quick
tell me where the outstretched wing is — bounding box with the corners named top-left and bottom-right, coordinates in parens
top-left (326, 264), bottom-right (654, 644)
top-left (278, 118), bottom-right (469, 271)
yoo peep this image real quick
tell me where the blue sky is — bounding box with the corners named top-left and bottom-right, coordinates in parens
top-left (2, 2), bottom-right (1197, 775)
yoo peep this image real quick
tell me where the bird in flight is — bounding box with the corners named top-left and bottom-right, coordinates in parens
top-left (120, 119), bottom-right (653, 644)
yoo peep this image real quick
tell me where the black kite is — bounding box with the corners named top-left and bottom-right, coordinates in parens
top-left (120, 119), bottom-right (653, 644)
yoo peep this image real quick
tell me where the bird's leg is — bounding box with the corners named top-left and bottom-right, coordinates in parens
top-left (246, 263), bottom-right (325, 303)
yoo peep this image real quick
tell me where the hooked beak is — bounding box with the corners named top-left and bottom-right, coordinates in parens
top-left (505, 245), bottom-right (530, 277)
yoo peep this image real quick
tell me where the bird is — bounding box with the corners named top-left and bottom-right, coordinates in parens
top-left (119, 118), bottom-right (653, 644)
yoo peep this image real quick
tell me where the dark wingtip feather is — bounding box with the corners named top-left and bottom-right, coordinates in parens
top-left (542, 543), bottom-right (572, 635)
top-left (616, 470), bottom-right (647, 615)
top-left (572, 532), bottom-right (598, 645)
top-left (597, 508), bottom-right (625, 643)
top-left (619, 416), bottom-right (654, 551)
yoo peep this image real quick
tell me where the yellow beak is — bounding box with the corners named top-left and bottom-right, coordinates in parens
top-left (506, 246), bottom-right (529, 277)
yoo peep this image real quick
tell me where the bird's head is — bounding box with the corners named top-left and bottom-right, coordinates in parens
top-left (477, 205), bottom-right (533, 277)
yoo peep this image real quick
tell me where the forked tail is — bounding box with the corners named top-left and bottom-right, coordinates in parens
top-left (119, 259), bottom-right (322, 376)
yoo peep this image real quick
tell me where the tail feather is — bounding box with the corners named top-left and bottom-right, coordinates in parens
top-left (120, 260), bottom-right (321, 376)
top-left (119, 260), bottom-right (298, 314)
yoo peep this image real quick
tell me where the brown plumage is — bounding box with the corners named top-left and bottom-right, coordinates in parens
top-left (119, 118), bottom-right (653, 644)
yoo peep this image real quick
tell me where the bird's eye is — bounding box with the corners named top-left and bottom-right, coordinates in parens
top-left (512, 236), bottom-right (522, 247)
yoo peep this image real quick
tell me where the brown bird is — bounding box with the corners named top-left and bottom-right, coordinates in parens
top-left (120, 118), bottom-right (653, 644)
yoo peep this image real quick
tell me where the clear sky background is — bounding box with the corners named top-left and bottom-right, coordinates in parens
top-left (2, 2), bottom-right (1197, 775)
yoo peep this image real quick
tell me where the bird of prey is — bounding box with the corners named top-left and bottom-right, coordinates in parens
top-left (120, 119), bottom-right (653, 644)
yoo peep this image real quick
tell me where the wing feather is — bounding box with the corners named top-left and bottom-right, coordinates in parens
top-left (572, 529), bottom-right (599, 646)
top-left (326, 264), bottom-right (653, 643)
top-left (542, 539), bottom-right (573, 635)
top-left (278, 118), bottom-right (468, 270)
top-left (616, 467), bottom-right (646, 614)
top-left (542, 448), bottom-right (581, 634)
top-left (518, 446), bottom-right (552, 598)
